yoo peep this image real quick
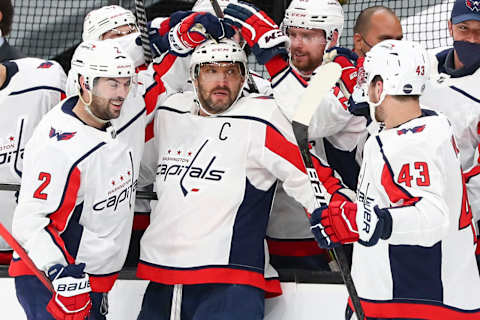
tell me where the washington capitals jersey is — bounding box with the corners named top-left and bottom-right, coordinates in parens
top-left (0, 58), bottom-right (66, 254)
top-left (9, 96), bottom-right (138, 293)
top-left (421, 48), bottom-right (480, 229)
top-left (350, 112), bottom-right (480, 319)
top-left (137, 92), bottom-right (326, 297)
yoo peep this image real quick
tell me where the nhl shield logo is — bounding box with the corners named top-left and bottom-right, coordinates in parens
top-left (466, 0), bottom-right (480, 12)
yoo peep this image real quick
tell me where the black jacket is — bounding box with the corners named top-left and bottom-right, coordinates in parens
top-left (0, 39), bottom-right (25, 62)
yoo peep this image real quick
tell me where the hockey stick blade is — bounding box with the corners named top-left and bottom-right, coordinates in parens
top-left (291, 62), bottom-right (365, 320)
top-left (0, 223), bottom-right (54, 292)
top-left (292, 62), bottom-right (341, 126)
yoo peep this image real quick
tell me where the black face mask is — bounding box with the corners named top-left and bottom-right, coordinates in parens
top-left (453, 40), bottom-right (480, 70)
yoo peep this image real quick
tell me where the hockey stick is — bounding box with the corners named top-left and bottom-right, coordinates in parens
top-left (135, 0), bottom-right (153, 64)
top-left (0, 183), bottom-right (158, 201)
top-left (0, 222), bottom-right (54, 292)
top-left (209, 0), bottom-right (260, 94)
top-left (291, 62), bottom-right (365, 320)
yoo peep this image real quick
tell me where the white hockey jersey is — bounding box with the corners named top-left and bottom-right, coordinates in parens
top-left (265, 56), bottom-right (363, 265)
top-left (0, 58), bottom-right (66, 254)
top-left (421, 47), bottom-right (480, 228)
top-left (9, 96), bottom-right (140, 293)
top-left (137, 92), bottom-right (329, 297)
top-left (350, 111), bottom-right (480, 318)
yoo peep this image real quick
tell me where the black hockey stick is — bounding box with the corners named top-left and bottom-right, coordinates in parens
top-left (0, 183), bottom-right (158, 201)
top-left (209, 0), bottom-right (260, 94)
top-left (291, 62), bottom-right (365, 320)
top-left (135, 0), bottom-right (153, 64)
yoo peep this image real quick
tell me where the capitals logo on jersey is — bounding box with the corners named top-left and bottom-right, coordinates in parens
top-left (397, 125), bottom-right (426, 136)
top-left (49, 127), bottom-right (76, 141)
top-left (37, 61), bottom-right (54, 69)
top-left (466, 0), bottom-right (480, 12)
top-left (157, 140), bottom-right (226, 196)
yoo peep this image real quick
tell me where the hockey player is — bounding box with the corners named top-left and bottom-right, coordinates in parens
top-left (224, 0), bottom-right (360, 270)
top-left (419, 0), bottom-right (480, 262)
top-left (0, 58), bottom-right (66, 265)
top-left (310, 39), bottom-right (480, 319)
top-left (136, 38), bottom-right (348, 319)
top-left (10, 40), bottom-right (137, 320)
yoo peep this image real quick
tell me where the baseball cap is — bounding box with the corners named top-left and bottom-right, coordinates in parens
top-left (451, 0), bottom-right (480, 24)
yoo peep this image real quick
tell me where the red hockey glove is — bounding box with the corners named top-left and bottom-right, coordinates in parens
top-left (167, 12), bottom-right (234, 56)
top-left (46, 263), bottom-right (91, 320)
top-left (323, 47), bottom-right (360, 99)
top-left (224, 2), bottom-right (288, 64)
top-left (310, 201), bottom-right (393, 249)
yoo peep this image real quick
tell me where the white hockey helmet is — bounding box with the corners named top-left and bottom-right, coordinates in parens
top-left (192, 0), bottom-right (238, 14)
top-left (282, 0), bottom-right (344, 47)
top-left (190, 38), bottom-right (247, 81)
top-left (82, 5), bottom-right (137, 41)
top-left (71, 39), bottom-right (136, 94)
top-left (361, 39), bottom-right (430, 119)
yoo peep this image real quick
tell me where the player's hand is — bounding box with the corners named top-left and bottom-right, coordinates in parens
top-left (323, 47), bottom-right (359, 99)
top-left (310, 201), bottom-right (392, 248)
top-left (224, 2), bottom-right (288, 64)
top-left (167, 12), bottom-right (234, 56)
top-left (148, 11), bottom-right (193, 57)
top-left (46, 263), bottom-right (91, 320)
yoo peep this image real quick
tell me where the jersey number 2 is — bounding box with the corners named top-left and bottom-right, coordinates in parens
top-left (33, 172), bottom-right (51, 200)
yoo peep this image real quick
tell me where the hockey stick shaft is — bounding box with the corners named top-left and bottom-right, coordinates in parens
top-left (291, 62), bottom-right (365, 319)
top-left (135, 0), bottom-right (153, 64)
top-left (0, 183), bottom-right (158, 201)
top-left (0, 222), bottom-right (54, 292)
top-left (209, 0), bottom-right (259, 94)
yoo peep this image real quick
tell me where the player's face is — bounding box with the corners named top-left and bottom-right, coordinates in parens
top-left (288, 27), bottom-right (327, 74)
top-left (90, 77), bottom-right (131, 120)
top-left (195, 62), bottom-right (245, 115)
top-left (449, 20), bottom-right (480, 43)
top-left (101, 24), bottom-right (138, 40)
top-left (357, 12), bottom-right (403, 57)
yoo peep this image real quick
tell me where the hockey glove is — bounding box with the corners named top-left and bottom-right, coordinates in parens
top-left (323, 47), bottom-right (359, 100)
top-left (167, 12), bottom-right (234, 56)
top-left (310, 201), bottom-right (392, 249)
top-left (46, 263), bottom-right (92, 320)
top-left (347, 57), bottom-right (370, 120)
top-left (148, 11), bottom-right (193, 57)
top-left (224, 2), bottom-right (288, 64)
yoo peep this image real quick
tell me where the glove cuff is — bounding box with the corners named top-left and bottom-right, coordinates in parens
top-left (376, 207), bottom-right (393, 240)
top-left (253, 44), bottom-right (288, 65)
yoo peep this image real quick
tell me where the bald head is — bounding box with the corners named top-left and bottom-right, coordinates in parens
top-left (353, 6), bottom-right (403, 57)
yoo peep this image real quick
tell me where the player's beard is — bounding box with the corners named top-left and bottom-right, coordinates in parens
top-left (290, 49), bottom-right (324, 75)
top-left (197, 84), bottom-right (240, 115)
top-left (90, 94), bottom-right (124, 121)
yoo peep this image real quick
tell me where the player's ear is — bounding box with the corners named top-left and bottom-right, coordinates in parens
top-left (353, 33), bottom-right (363, 53)
top-left (79, 75), bottom-right (90, 91)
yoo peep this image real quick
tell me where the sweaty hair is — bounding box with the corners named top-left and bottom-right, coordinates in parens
top-left (0, 0), bottom-right (14, 36)
top-left (354, 6), bottom-right (397, 36)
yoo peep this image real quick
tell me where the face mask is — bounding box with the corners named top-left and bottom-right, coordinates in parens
top-left (113, 32), bottom-right (146, 68)
top-left (453, 40), bottom-right (480, 70)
